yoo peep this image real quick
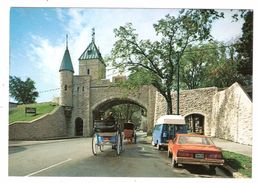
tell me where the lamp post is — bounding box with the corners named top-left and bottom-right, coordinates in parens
top-left (176, 53), bottom-right (180, 115)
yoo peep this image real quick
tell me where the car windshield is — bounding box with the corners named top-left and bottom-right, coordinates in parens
top-left (178, 136), bottom-right (214, 145)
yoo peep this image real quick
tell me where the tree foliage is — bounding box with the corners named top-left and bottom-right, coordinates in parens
top-left (234, 10), bottom-right (253, 76)
top-left (180, 42), bottom-right (219, 89)
top-left (180, 42), bottom-right (248, 89)
top-left (9, 76), bottom-right (39, 104)
top-left (109, 9), bottom-right (223, 114)
top-left (107, 104), bottom-right (143, 128)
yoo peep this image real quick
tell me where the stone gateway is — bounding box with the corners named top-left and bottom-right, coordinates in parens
top-left (59, 30), bottom-right (156, 137)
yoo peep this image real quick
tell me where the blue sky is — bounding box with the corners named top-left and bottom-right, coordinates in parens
top-left (9, 8), bottom-right (245, 103)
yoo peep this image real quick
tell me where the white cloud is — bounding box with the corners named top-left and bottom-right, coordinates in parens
top-left (56, 8), bottom-right (65, 22)
top-left (27, 35), bottom-right (63, 89)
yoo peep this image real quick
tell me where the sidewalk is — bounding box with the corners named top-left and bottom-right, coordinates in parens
top-left (212, 138), bottom-right (252, 157)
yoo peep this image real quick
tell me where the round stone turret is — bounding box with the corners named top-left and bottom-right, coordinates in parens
top-left (59, 35), bottom-right (74, 107)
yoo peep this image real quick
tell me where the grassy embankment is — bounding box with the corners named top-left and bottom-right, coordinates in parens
top-left (9, 102), bottom-right (58, 124)
top-left (223, 151), bottom-right (252, 178)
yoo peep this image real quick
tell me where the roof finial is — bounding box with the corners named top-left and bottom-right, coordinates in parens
top-left (66, 34), bottom-right (68, 49)
top-left (92, 27), bottom-right (95, 43)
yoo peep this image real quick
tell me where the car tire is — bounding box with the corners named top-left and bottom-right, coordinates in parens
top-left (209, 165), bottom-right (216, 175)
top-left (172, 157), bottom-right (179, 168)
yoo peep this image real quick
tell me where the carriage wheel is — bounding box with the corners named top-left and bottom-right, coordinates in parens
top-left (121, 132), bottom-right (125, 152)
top-left (116, 132), bottom-right (121, 155)
top-left (134, 134), bottom-right (137, 144)
top-left (92, 133), bottom-right (98, 155)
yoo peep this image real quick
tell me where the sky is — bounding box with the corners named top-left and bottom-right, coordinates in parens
top-left (8, 8), bottom-right (246, 103)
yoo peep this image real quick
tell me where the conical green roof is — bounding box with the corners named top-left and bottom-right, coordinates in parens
top-left (79, 28), bottom-right (106, 66)
top-left (59, 48), bottom-right (74, 73)
top-left (78, 41), bottom-right (104, 63)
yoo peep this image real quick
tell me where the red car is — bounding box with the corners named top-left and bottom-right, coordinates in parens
top-left (168, 134), bottom-right (224, 174)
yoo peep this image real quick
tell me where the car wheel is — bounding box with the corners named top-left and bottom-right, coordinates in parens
top-left (209, 165), bottom-right (216, 175)
top-left (172, 157), bottom-right (179, 168)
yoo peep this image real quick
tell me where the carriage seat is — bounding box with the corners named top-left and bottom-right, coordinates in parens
top-left (94, 120), bottom-right (118, 132)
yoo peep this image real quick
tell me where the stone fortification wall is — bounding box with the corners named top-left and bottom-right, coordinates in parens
top-left (211, 82), bottom-right (252, 145)
top-left (9, 106), bottom-right (67, 140)
top-left (154, 87), bottom-right (217, 136)
top-left (153, 83), bottom-right (252, 145)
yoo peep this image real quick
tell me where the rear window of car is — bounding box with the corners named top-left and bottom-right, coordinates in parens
top-left (178, 136), bottom-right (213, 145)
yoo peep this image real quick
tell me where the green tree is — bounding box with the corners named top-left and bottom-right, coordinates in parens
top-left (180, 42), bottom-right (220, 89)
top-left (234, 10), bottom-right (253, 77)
top-left (9, 76), bottom-right (39, 104)
top-left (109, 9), bottom-right (223, 114)
top-left (180, 42), bottom-right (247, 89)
top-left (107, 104), bottom-right (143, 127)
top-left (203, 44), bottom-right (247, 88)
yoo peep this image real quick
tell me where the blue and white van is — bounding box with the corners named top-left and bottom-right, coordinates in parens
top-left (152, 115), bottom-right (187, 150)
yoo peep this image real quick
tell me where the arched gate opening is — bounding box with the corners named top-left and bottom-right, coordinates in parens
top-left (185, 113), bottom-right (205, 135)
top-left (75, 117), bottom-right (83, 136)
top-left (92, 98), bottom-right (147, 132)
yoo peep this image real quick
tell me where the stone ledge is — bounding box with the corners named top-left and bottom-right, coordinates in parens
top-left (219, 164), bottom-right (248, 178)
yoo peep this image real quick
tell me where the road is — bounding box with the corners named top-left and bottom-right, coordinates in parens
top-left (9, 132), bottom-right (230, 177)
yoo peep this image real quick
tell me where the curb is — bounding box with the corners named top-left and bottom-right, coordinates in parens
top-left (219, 164), bottom-right (248, 178)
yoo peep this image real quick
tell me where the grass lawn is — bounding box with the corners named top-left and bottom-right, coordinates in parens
top-left (9, 102), bottom-right (58, 124)
top-left (223, 150), bottom-right (252, 178)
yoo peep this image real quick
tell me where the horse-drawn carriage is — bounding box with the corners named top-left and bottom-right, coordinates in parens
top-left (123, 122), bottom-right (137, 143)
top-left (92, 117), bottom-right (123, 156)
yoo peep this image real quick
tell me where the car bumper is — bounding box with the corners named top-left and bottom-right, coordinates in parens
top-left (176, 157), bottom-right (224, 166)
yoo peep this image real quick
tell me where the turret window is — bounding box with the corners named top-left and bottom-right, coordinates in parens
top-left (82, 86), bottom-right (84, 91)
top-left (64, 85), bottom-right (67, 91)
top-left (87, 69), bottom-right (90, 75)
top-left (77, 87), bottom-right (80, 92)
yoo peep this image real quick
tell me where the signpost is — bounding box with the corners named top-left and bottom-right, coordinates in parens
top-left (25, 107), bottom-right (37, 116)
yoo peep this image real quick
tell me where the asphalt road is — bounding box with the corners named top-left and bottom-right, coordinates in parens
top-left (9, 132), bottom-right (231, 178)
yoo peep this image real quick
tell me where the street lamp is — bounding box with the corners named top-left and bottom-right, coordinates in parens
top-left (176, 52), bottom-right (180, 115)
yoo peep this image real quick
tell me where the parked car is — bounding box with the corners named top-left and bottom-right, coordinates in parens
top-left (152, 115), bottom-right (187, 150)
top-left (167, 133), bottom-right (224, 174)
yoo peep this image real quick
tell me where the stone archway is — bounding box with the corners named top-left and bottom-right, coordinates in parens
top-left (75, 117), bottom-right (83, 136)
top-left (185, 113), bottom-right (205, 135)
top-left (91, 97), bottom-right (147, 132)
